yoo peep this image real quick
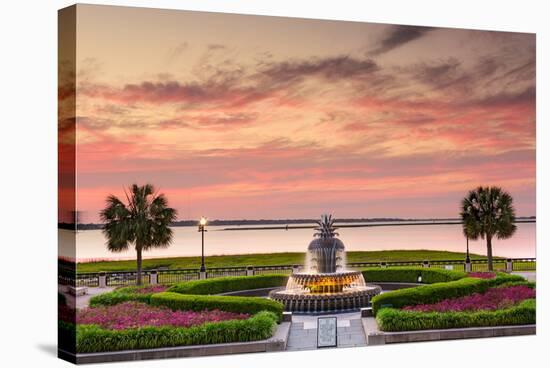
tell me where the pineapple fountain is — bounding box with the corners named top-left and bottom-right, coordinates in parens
top-left (269, 215), bottom-right (381, 313)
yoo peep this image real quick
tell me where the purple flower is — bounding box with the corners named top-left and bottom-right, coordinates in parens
top-left (468, 272), bottom-right (496, 279)
top-left (77, 302), bottom-right (249, 330)
top-left (403, 285), bottom-right (535, 312)
top-left (131, 285), bottom-right (168, 294)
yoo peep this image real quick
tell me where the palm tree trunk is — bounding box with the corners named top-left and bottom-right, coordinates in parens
top-left (486, 235), bottom-right (493, 271)
top-left (136, 246), bottom-right (143, 286)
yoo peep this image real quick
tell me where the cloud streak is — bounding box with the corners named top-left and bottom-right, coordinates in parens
top-left (369, 25), bottom-right (434, 56)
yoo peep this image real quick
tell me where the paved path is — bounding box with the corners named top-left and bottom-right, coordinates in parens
top-left (512, 272), bottom-right (536, 282)
top-left (75, 287), bottom-right (116, 309)
top-left (59, 285), bottom-right (116, 309)
top-left (286, 312), bottom-right (366, 351)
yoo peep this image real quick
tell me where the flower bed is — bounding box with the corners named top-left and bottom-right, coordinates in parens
top-left (128, 285), bottom-right (168, 294)
top-left (468, 272), bottom-right (496, 279)
top-left (403, 285), bottom-right (535, 313)
top-left (377, 299), bottom-right (535, 331)
top-left (77, 301), bottom-right (249, 330)
top-left (151, 292), bottom-right (284, 321)
top-left (76, 310), bottom-right (278, 353)
top-left (371, 273), bottom-right (525, 315)
top-left (89, 285), bottom-right (167, 307)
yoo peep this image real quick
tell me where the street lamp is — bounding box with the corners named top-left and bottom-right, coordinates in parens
top-left (198, 217), bottom-right (207, 272)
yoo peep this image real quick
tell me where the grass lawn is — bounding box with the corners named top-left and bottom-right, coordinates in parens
top-left (76, 249), bottom-right (494, 273)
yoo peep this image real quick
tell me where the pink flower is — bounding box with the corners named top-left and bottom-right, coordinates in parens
top-left (468, 272), bottom-right (496, 279)
top-left (131, 285), bottom-right (168, 294)
top-left (77, 302), bottom-right (249, 330)
top-left (403, 285), bottom-right (535, 313)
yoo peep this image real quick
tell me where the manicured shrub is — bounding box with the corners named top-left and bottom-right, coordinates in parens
top-left (151, 292), bottom-right (284, 320)
top-left (496, 280), bottom-right (536, 289)
top-left (59, 320), bottom-right (76, 352)
top-left (371, 273), bottom-right (526, 315)
top-left (76, 311), bottom-right (278, 353)
top-left (168, 274), bottom-right (288, 295)
top-left (493, 272), bottom-right (526, 283)
top-left (89, 285), bottom-right (167, 307)
top-left (376, 299), bottom-right (536, 331)
top-left (362, 267), bottom-right (466, 284)
top-left (58, 292), bottom-right (67, 306)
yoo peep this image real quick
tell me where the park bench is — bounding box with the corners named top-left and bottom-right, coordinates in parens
top-left (68, 286), bottom-right (88, 296)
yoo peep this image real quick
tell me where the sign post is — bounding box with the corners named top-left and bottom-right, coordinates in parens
top-left (317, 317), bottom-right (337, 348)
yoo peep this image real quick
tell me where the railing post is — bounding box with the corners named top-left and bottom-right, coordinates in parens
top-left (506, 259), bottom-right (513, 273)
top-left (464, 260), bottom-right (472, 272)
top-left (380, 262), bottom-right (387, 269)
top-left (422, 260), bottom-right (430, 268)
top-left (246, 266), bottom-right (255, 276)
top-left (292, 264), bottom-right (300, 274)
top-left (150, 270), bottom-right (158, 285)
top-left (199, 270), bottom-right (207, 280)
top-left (98, 272), bottom-right (107, 288)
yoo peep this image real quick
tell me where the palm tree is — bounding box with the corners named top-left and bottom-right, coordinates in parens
top-left (100, 184), bottom-right (177, 285)
top-left (460, 186), bottom-right (517, 271)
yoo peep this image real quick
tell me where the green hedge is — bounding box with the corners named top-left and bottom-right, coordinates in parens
top-left (59, 321), bottom-right (76, 352)
top-left (58, 292), bottom-right (67, 306)
top-left (376, 299), bottom-right (536, 331)
top-left (362, 267), bottom-right (466, 284)
top-left (76, 311), bottom-right (277, 353)
top-left (151, 292), bottom-right (284, 320)
top-left (371, 273), bottom-right (525, 315)
top-left (168, 274), bottom-right (288, 295)
top-left (89, 286), bottom-right (156, 307)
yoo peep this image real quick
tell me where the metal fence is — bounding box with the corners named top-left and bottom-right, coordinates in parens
top-left (60, 257), bottom-right (536, 287)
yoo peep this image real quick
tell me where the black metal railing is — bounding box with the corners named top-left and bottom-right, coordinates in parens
top-left (157, 269), bottom-right (200, 284)
top-left (252, 265), bottom-right (295, 275)
top-left (206, 266), bottom-right (248, 278)
top-left (61, 257), bottom-right (536, 287)
top-left (76, 273), bottom-right (99, 287)
top-left (106, 271), bottom-right (151, 286)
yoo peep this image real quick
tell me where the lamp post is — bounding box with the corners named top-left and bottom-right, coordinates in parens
top-left (198, 216), bottom-right (207, 273)
top-left (465, 236), bottom-right (472, 272)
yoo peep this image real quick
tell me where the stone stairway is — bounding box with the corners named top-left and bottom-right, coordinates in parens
top-left (286, 312), bottom-right (367, 351)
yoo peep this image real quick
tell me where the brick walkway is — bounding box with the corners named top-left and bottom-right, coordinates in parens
top-left (286, 312), bottom-right (366, 351)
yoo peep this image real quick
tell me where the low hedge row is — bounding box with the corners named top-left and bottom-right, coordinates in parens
top-left (89, 286), bottom-right (153, 307)
top-left (168, 274), bottom-right (288, 295)
top-left (58, 292), bottom-right (67, 306)
top-left (76, 311), bottom-right (278, 353)
top-left (59, 320), bottom-right (76, 352)
top-left (362, 267), bottom-right (466, 284)
top-left (151, 292), bottom-right (284, 321)
top-left (371, 273), bottom-right (525, 315)
top-left (376, 299), bottom-right (535, 331)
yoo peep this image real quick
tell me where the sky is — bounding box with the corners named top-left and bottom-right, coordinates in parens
top-left (59, 5), bottom-right (536, 223)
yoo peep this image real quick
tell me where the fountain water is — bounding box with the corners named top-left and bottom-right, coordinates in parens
top-left (269, 214), bottom-right (381, 313)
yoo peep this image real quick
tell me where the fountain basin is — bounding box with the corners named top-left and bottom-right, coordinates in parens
top-left (269, 284), bottom-right (381, 313)
top-left (269, 270), bottom-right (381, 313)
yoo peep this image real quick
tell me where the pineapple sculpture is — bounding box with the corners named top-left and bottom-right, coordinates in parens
top-left (307, 214), bottom-right (345, 273)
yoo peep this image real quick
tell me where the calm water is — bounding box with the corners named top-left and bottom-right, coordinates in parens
top-left (60, 222), bottom-right (536, 262)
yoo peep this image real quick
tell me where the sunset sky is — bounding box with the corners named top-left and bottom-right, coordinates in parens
top-left (62, 5), bottom-right (536, 223)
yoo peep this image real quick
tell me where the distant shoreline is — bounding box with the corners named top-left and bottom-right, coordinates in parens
top-left (59, 216), bottom-right (536, 231)
top-left (67, 249), bottom-right (509, 273)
